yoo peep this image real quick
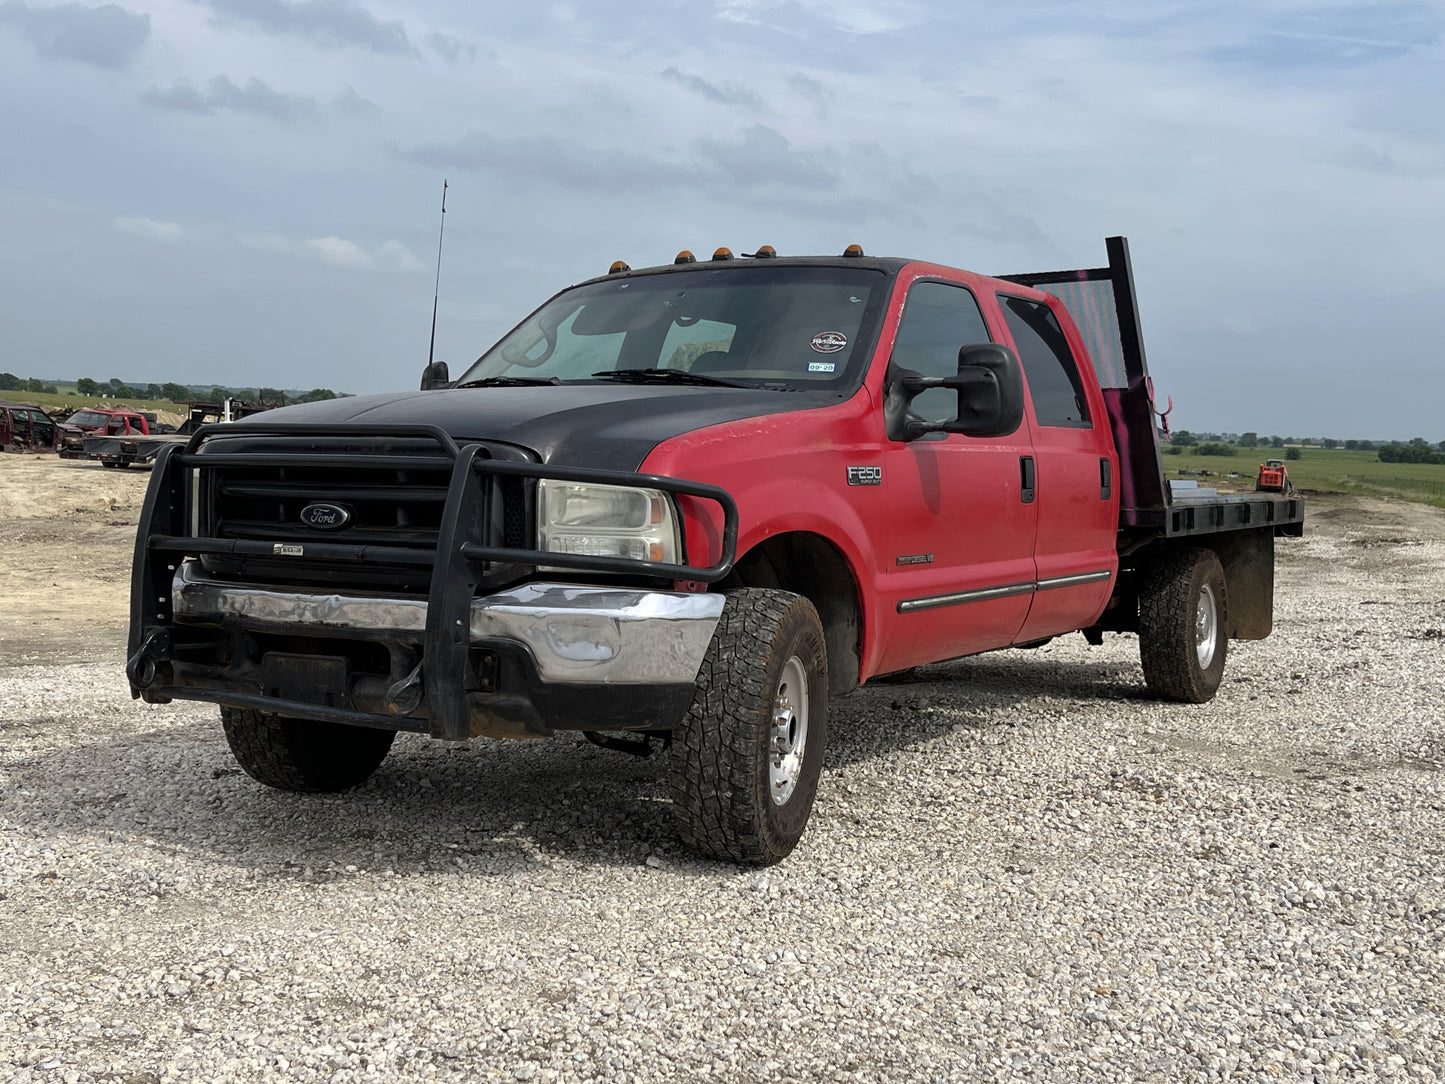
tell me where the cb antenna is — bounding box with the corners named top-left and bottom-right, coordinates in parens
top-left (427, 179), bottom-right (448, 366)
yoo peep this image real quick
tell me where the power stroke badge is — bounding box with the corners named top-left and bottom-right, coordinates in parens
top-left (847, 466), bottom-right (882, 486)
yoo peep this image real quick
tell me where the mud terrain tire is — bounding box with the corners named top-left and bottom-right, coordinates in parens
top-left (671, 589), bottom-right (828, 865)
top-left (220, 706), bottom-right (396, 792)
top-left (1139, 546), bottom-right (1228, 704)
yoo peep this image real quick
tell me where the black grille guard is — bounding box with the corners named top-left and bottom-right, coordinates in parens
top-left (127, 423), bottom-right (739, 739)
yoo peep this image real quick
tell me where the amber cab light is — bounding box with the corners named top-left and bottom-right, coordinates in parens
top-left (675, 250), bottom-right (697, 264)
top-left (842, 244), bottom-right (865, 258)
top-left (608, 260), bottom-right (630, 274)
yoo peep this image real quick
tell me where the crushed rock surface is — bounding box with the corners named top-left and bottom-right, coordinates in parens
top-left (2, 470), bottom-right (1443, 1082)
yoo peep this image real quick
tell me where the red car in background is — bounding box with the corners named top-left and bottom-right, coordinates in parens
top-left (56, 408), bottom-right (150, 459)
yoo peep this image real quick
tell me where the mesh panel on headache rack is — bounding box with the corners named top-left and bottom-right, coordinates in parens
top-left (1033, 278), bottom-right (1128, 390)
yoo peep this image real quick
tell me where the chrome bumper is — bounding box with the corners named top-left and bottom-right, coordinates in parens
top-left (171, 561), bottom-right (724, 685)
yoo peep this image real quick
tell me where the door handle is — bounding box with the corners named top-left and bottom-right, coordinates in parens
top-left (1020, 456), bottom-right (1036, 504)
top-left (1100, 458), bottom-right (1112, 500)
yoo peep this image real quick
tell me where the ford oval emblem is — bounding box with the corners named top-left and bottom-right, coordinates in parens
top-left (299, 502), bottom-right (352, 531)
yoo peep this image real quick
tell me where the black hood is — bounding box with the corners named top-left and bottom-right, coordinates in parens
top-left (244, 385), bottom-right (833, 471)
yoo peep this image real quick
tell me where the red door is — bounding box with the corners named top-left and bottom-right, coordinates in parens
top-left (875, 276), bottom-right (1038, 673)
top-left (995, 292), bottom-right (1118, 642)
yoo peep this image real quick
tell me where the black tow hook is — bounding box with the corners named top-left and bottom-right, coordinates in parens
top-left (126, 629), bottom-right (170, 689)
top-left (583, 731), bottom-right (670, 758)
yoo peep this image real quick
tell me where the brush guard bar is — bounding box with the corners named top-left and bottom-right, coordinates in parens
top-left (127, 423), bottom-right (739, 739)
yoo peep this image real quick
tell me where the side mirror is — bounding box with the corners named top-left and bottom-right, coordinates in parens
top-left (420, 360), bottom-right (450, 391)
top-left (886, 343), bottom-right (1025, 441)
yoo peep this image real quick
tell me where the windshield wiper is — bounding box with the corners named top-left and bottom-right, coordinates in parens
top-left (454, 376), bottom-right (565, 389)
top-left (590, 368), bottom-right (750, 388)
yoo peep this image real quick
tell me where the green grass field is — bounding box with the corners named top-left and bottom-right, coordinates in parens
top-left (1164, 446), bottom-right (1445, 509)
top-left (8, 390), bottom-right (186, 415)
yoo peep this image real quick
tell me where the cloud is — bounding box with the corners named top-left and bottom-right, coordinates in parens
top-left (404, 125), bottom-right (837, 197)
top-left (660, 67), bottom-right (764, 110)
top-left (404, 132), bottom-right (695, 194)
top-left (306, 235), bottom-right (372, 267)
top-left (426, 30), bottom-right (485, 65)
top-left (1209, 1), bottom-right (1441, 69)
top-left (332, 84), bottom-right (379, 115)
top-left (141, 75), bottom-right (320, 121)
top-left (114, 216), bottom-right (181, 240)
top-left (715, 0), bottom-right (924, 35)
top-left (241, 232), bottom-right (423, 271)
top-left (0, 1), bottom-right (149, 69)
top-left (195, 0), bottom-right (412, 55)
top-left (695, 125), bottom-right (837, 190)
top-left (375, 240), bottom-right (424, 272)
top-left (788, 72), bottom-right (827, 100)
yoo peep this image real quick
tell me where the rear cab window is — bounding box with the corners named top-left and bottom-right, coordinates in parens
top-left (997, 294), bottom-right (1093, 428)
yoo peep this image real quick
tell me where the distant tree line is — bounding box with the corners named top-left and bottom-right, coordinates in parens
top-left (1378, 441), bottom-right (1445, 465)
top-left (1168, 430), bottom-right (1445, 461)
top-left (0, 372), bottom-right (58, 394)
top-left (68, 376), bottom-right (341, 404)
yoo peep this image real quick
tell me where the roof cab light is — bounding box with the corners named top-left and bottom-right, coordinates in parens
top-left (842, 244), bottom-right (865, 258)
top-left (608, 260), bottom-right (630, 274)
top-left (712, 247), bottom-right (733, 261)
top-left (675, 250), bottom-right (697, 265)
top-left (751, 245), bottom-right (778, 258)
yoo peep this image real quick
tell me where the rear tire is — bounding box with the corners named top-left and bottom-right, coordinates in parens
top-left (1138, 547), bottom-right (1228, 703)
top-left (671, 589), bottom-right (828, 865)
top-left (220, 706), bottom-right (396, 792)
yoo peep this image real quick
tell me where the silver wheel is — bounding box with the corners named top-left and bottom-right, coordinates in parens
top-left (1195, 583), bottom-right (1218, 670)
top-left (769, 656), bottom-right (809, 806)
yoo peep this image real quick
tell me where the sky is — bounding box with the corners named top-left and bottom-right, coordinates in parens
top-left (1, 0), bottom-right (1442, 439)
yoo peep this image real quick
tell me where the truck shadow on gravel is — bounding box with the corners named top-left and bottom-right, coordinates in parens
top-left (5, 653), bottom-right (1145, 872)
top-left (829, 653), bottom-right (1148, 763)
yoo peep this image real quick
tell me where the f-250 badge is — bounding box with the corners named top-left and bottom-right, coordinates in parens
top-left (847, 466), bottom-right (882, 486)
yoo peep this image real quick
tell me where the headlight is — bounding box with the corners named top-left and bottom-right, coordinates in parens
top-left (538, 480), bottom-right (680, 565)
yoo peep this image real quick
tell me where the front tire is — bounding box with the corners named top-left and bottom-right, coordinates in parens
top-left (220, 706), bottom-right (396, 792)
top-left (1138, 547), bottom-right (1228, 703)
top-left (671, 589), bottom-right (829, 865)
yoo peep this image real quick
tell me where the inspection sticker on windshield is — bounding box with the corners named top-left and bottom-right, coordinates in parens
top-left (810, 331), bottom-right (848, 354)
top-left (808, 361), bottom-right (836, 372)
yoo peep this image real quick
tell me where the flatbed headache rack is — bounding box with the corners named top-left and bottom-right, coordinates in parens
top-left (1000, 237), bottom-right (1304, 541)
top-left (127, 423), bottom-right (739, 740)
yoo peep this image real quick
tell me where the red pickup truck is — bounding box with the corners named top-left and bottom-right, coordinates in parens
top-left (57, 408), bottom-right (150, 459)
top-left (128, 237), bottom-right (1303, 864)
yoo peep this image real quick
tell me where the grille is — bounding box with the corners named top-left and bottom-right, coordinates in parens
top-left (197, 438), bottom-right (530, 593)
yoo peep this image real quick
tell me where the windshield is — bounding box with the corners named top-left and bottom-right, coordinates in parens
top-left (456, 265), bottom-right (889, 392)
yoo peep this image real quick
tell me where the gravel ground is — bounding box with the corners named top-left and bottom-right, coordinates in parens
top-left (2, 487), bottom-right (1444, 1083)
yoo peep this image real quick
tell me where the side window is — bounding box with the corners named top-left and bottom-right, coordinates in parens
top-left (998, 295), bottom-right (1092, 427)
top-left (891, 281), bottom-right (991, 423)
